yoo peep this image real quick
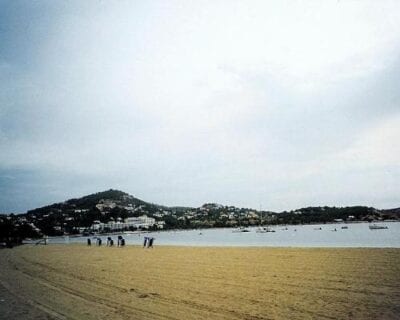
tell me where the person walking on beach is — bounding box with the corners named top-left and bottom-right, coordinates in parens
top-left (87, 238), bottom-right (91, 246)
top-left (117, 235), bottom-right (122, 247)
top-left (148, 237), bottom-right (154, 248)
top-left (143, 236), bottom-right (148, 248)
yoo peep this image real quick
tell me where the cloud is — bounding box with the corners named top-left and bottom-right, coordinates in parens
top-left (0, 0), bottom-right (399, 212)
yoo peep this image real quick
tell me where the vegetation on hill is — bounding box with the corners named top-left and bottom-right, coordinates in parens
top-left (1, 189), bottom-right (399, 245)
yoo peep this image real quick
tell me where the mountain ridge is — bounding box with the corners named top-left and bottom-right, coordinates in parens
top-left (1, 189), bottom-right (399, 241)
top-left (25, 188), bottom-right (399, 216)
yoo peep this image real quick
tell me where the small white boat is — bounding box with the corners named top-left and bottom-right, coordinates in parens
top-left (256, 227), bottom-right (275, 233)
top-left (369, 224), bottom-right (388, 230)
top-left (232, 227), bottom-right (250, 233)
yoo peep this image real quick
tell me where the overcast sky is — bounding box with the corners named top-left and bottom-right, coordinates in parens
top-left (0, 0), bottom-right (399, 213)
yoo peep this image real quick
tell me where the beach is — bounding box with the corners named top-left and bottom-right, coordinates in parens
top-left (0, 245), bottom-right (399, 320)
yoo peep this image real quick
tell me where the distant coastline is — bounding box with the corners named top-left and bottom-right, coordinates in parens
top-left (24, 221), bottom-right (400, 249)
top-left (1, 189), bottom-right (399, 247)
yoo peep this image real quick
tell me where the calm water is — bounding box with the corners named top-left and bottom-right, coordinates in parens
top-left (48, 222), bottom-right (400, 248)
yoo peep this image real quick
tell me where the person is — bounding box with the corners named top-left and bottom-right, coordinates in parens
top-left (110, 239), bottom-right (114, 246)
top-left (121, 238), bottom-right (125, 247)
top-left (148, 237), bottom-right (154, 248)
top-left (107, 237), bottom-right (112, 246)
top-left (97, 238), bottom-right (102, 246)
top-left (87, 238), bottom-right (91, 246)
top-left (143, 236), bottom-right (148, 248)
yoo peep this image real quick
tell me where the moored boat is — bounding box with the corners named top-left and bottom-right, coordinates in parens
top-left (369, 224), bottom-right (388, 230)
top-left (256, 227), bottom-right (275, 233)
top-left (232, 227), bottom-right (250, 233)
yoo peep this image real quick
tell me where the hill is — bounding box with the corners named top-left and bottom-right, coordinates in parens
top-left (22, 189), bottom-right (172, 236)
top-left (27, 189), bottom-right (154, 215)
top-left (1, 189), bottom-right (399, 243)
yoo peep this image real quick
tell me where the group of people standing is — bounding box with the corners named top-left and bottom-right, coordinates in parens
top-left (86, 235), bottom-right (156, 247)
top-left (143, 236), bottom-right (155, 248)
top-left (87, 235), bottom-right (126, 247)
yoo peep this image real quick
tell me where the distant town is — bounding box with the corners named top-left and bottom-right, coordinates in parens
top-left (1, 189), bottom-right (399, 244)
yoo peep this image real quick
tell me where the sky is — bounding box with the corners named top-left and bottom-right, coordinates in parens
top-left (0, 0), bottom-right (399, 213)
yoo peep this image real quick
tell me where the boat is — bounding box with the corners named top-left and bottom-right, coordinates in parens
top-left (232, 227), bottom-right (250, 233)
top-left (256, 209), bottom-right (276, 233)
top-left (232, 214), bottom-right (250, 233)
top-left (256, 227), bottom-right (275, 233)
top-left (341, 226), bottom-right (348, 229)
top-left (369, 224), bottom-right (388, 230)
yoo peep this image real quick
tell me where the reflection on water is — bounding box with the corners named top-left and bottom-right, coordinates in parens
top-left (49, 222), bottom-right (400, 248)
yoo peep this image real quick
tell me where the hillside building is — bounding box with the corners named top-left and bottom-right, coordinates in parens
top-left (91, 215), bottom-right (163, 231)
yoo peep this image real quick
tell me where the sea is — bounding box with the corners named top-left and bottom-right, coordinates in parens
top-left (45, 221), bottom-right (400, 248)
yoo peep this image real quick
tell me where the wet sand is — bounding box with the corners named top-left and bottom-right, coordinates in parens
top-left (0, 245), bottom-right (399, 320)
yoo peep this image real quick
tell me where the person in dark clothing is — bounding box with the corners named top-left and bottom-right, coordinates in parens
top-left (117, 235), bottom-right (122, 247)
top-left (148, 237), bottom-right (154, 248)
top-left (110, 239), bottom-right (114, 246)
top-left (87, 238), bottom-right (91, 246)
top-left (98, 238), bottom-right (102, 246)
top-left (143, 236), bottom-right (148, 248)
top-left (121, 238), bottom-right (125, 247)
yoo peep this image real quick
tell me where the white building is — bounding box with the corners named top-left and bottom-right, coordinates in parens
top-left (91, 215), bottom-right (162, 232)
top-left (125, 215), bottom-right (155, 227)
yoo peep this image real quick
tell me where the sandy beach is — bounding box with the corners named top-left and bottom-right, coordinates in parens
top-left (0, 245), bottom-right (399, 320)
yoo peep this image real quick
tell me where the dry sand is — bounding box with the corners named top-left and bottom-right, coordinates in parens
top-left (0, 245), bottom-right (399, 320)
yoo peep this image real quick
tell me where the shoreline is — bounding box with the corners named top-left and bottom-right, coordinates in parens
top-left (22, 221), bottom-right (400, 248)
top-left (21, 242), bottom-right (400, 249)
top-left (49, 220), bottom-right (400, 238)
top-left (84, 219), bottom-right (400, 234)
